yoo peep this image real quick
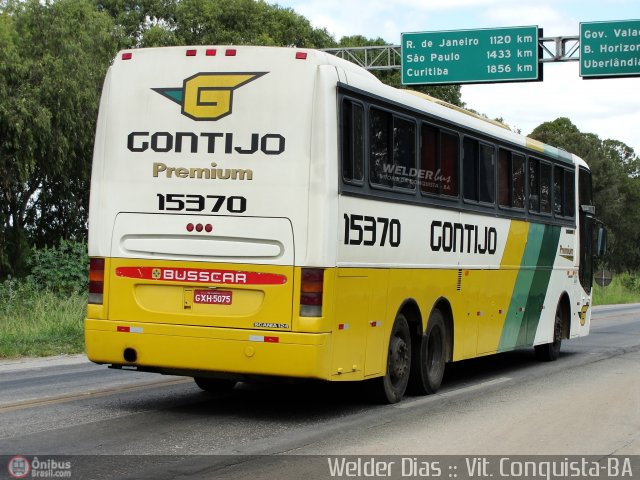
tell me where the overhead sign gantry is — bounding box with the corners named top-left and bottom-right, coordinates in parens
top-left (323, 19), bottom-right (640, 84)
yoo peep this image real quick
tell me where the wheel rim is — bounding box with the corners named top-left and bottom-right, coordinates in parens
top-left (389, 334), bottom-right (409, 386)
top-left (553, 309), bottom-right (563, 347)
top-left (427, 325), bottom-right (444, 375)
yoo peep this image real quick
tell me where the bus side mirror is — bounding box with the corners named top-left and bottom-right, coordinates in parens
top-left (596, 227), bottom-right (607, 257)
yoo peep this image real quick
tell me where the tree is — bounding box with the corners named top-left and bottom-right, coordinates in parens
top-left (93, 0), bottom-right (177, 46)
top-left (171, 0), bottom-right (335, 48)
top-left (0, 0), bottom-right (121, 277)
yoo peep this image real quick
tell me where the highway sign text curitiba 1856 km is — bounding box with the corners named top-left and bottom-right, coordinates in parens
top-left (580, 19), bottom-right (640, 78)
top-left (401, 26), bottom-right (541, 85)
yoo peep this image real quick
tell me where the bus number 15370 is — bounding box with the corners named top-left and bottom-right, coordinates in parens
top-left (343, 214), bottom-right (401, 247)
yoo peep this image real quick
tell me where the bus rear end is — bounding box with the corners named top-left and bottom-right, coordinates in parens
top-left (85, 46), bottom-right (336, 383)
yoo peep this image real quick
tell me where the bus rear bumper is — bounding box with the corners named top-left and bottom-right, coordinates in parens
top-left (85, 319), bottom-right (332, 380)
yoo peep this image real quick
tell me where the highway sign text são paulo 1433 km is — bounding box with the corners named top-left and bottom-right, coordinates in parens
top-left (402, 26), bottom-right (541, 85)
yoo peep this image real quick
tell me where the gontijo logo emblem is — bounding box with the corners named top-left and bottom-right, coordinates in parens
top-left (153, 72), bottom-right (267, 121)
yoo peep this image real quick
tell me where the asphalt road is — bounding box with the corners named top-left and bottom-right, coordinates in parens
top-left (0, 304), bottom-right (638, 479)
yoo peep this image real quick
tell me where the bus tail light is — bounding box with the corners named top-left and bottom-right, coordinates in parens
top-left (300, 268), bottom-right (324, 317)
top-left (89, 257), bottom-right (105, 305)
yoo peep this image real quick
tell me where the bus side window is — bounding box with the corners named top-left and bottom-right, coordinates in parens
top-left (553, 165), bottom-right (564, 215)
top-left (369, 107), bottom-right (392, 187)
top-left (499, 149), bottom-right (525, 209)
top-left (463, 137), bottom-right (495, 204)
top-left (463, 137), bottom-right (479, 201)
top-left (341, 100), bottom-right (364, 183)
top-left (369, 107), bottom-right (416, 191)
top-left (564, 169), bottom-right (575, 217)
top-left (554, 166), bottom-right (575, 218)
top-left (498, 149), bottom-right (510, 207)
top-left (393, 116), bottom-right (416, 191)
top-left (441, 131), bottom-right (459, 197)
top-left (420, 124), bottom-right (438, 195)
top-left (420, 126), bottom-right (459, 197)
top-left (479, 143), bottom-right (496, 204)
top-left (540, 162), bottom-right (552, 214)
top-left (529, 158), bottom-right (551, 215)
top-left (512, 154), bottom-right (525, 208)
top-left (528, 158), bottom-right (540, 212)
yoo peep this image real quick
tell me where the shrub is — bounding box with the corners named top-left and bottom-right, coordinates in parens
top-left (618, 272), bottom-right (640, 293)
top-left (26, 240), bottom-right (88, 294)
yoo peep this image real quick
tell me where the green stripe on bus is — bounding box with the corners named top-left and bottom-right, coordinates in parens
top-left (499, 224), bottom-right (561, 350)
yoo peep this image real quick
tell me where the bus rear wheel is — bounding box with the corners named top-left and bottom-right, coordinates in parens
top-left (375, 313), bottom-right (411, 404)
top-left (535, 303), bottom-right (563, 361)
top-left (194, 377), bottom-right (237, 392)
top-left (409, 308), bottom-right (446, 395)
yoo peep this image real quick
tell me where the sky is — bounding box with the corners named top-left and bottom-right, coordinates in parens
top-left (272, 0), bottom-right (640, 154)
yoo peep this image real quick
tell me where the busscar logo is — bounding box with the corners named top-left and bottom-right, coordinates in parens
top-left (153, 72), bottom-right (267, 121)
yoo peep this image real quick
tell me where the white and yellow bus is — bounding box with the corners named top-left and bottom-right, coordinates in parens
top-left (86, 46), bottom-right (603, 403)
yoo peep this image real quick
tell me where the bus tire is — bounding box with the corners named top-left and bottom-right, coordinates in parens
top-left (409, 308), bottom-right (446, 395)
top-left (534, 303), bottom-right (563, 361)
top-left (194, 377), bottom-right (237, 392)
top-left (375, 313), bottom-right (411, 404)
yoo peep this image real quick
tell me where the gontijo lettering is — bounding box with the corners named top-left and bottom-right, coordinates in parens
top-left (127, 131), bottom-right (285, 155)
top-left (430, 221), bottom-right (498, 254)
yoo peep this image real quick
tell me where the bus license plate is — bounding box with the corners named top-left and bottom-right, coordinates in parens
top-left (194, 290), bottom-right (233, 305)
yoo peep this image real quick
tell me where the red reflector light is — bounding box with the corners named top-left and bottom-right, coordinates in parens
top-left (122, 52), bottom-right (132, 60)
top-left (205, 224), bottom-right (213, 233)
top-left (301, 268), bottom-right (323, 292)
top-left (89, 257), bottom-right (105, 305)
top-left (301, 292), bottom-right (322, 306)
top-left (300, 268), bottom-right (324, 317)
top-left (195, 224), bottom-right (203, 232)
top-left (225, 49), bottom-right (237, 56)
top-left (206, 49), bottom-right (217, 56)
top-left (186, 49), bottom-right (197, 56)
top-left (186, 223), bottom-right (194, 232)
top-left (295, 52), bottom-right (307, 60)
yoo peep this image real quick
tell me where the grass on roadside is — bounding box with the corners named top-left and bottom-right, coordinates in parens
top-left (592, 273), bottom-right (640, 306)
top-left (0, 280), bottom-right (86, 358)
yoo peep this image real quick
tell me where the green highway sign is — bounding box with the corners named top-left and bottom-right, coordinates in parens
top-left (401, 26), bottom-right (541, 85)
top-left (580, 19), bottom-right (640, 78)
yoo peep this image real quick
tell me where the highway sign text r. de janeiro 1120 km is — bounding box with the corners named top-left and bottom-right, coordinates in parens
top-left (402, 26), bottom-right (541, 85)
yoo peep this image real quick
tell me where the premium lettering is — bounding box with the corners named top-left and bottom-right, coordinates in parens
top-left (153, 162), bottom-right (253, 180)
